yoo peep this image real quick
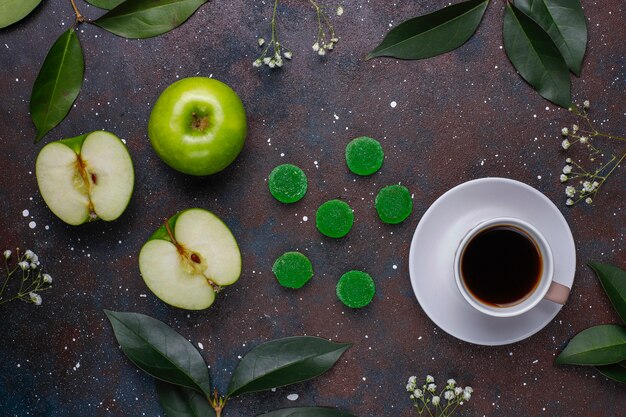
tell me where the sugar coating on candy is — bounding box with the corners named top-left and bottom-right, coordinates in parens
top-left (345, 136), bottom-right (384, 176)
top-left (375, 184), bottom-right (412, 224)
top-left (268, 164), bottom-right (308, 203)
top-left (316, 199), bottom-right (354, 238)
top-left (336, 270), bottom-right (376, 308)
top-left (272, 251), bottom-right (313, 289)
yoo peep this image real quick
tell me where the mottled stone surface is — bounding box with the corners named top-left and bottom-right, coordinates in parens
top-left (1, 1), bottom-right (625, 416)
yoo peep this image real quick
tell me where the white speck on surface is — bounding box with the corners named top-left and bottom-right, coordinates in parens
top-left (302, 216), bottom-right (308, 222)
top-left (28, 221), bottom-right (36, 229)
top-left (271, 388), bottom-right (277, 392)
top-left (198, 342), bottom-right (204, 350)
top-left (390, 101), bottom-right (397, 108)
top-left (392, 265), bottom-right (398, 270)
top-left (73, 362), bottom-right (80, 371)
top-left (287, 394), bottom-right (299, 401)
top-left (333, 113), bottom-right (339, 120)
top-left (22, 210), bottom-right (29, 217)
top-left (280, 153), bottom-right (285, 157)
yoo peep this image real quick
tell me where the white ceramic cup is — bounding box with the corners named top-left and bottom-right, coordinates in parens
top-left (454, 217), bottom-right (570, 318)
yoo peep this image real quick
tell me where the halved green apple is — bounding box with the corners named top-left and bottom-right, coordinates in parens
top-left (35, 131), bottom-right (134, 226)
top-left (139, 208), bottom-right (242, 310)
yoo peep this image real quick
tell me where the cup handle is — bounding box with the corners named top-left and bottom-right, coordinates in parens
top-left (544, 281), bottom-right (570, 305)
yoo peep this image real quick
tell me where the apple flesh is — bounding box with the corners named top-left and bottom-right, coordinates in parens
top-left (139, 208), bottom-right (241, 310)
top-left (148, 77), bottom-right (247, 176)
top-left (35, 131), bottom-right (134, 225)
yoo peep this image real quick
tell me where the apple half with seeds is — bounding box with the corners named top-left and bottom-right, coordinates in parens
top-left (35, 131), bottom-right (134, 226)
top-left (139, 208), bottom-right (242, 310)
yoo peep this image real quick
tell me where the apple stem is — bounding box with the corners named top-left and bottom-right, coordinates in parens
top-left (191, 112), bottom-right (210, 132)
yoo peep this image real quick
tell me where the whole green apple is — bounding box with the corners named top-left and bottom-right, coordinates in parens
top-left (148, 77), bottom-right (247, 176)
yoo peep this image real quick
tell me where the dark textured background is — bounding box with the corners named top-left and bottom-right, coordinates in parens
top-left (1, 1), bottom-right (625, 416)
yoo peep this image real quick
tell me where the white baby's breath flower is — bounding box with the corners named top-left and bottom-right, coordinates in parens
top-left (431, 396), bottom-right (440, 406)
top-left (583, 181), bottom-right (593, 192)
top-left (444, 390), bottom-right (455, 401)
top-left (446, 379), bottom-right (456, 387)
top-left (42, 273), bottom-right (53, 284)
top-left (560, 174), bottom-right (568, 183)
top-left (463, 391), bottom-right (472, 401)
top-left (263, 57), bottom-right (271, 65)
top-left (427, 383), bottom-right (437, 393)
top-left (561, 139), bottom-right (570, 149)
top-left (325, 42), bottom-right (333, 50)
top-left (258, 37), bottom-right (265, 46)
top-left (579, 136), bottom-right (588, 144)
top-left (312, 42), bottom-right (320, 51)
top-left (562, 165), bottom-right (573, 174)
top-left (331, 37), bottom-right (339, 43)
top-left (426, 375), bottom-right (434, 383)
top-left (268, 60), bottom-right (276, 68)
top-left (585, 197), bottom-right (593, 204)
top-left (566, 198), bottom-right (574, 206)
top-left (565, 186), bottom-right (576, 197)
top-left (454, 387), bottom-right (463, 396)
top-left (566, 158), bottom-right (572, 163)
top-left (18, 261), bottom-right (29, 270)
top-left (336, 6), bottom-right (344, 16)
top-left (413, 388), bottom-right (423, 399)
top-left (561, 127), bottom-right (569, 136)
top-left (24, 250), bottom-right (35, 260)
top-left (29, 292), bottom-right (42, 306)
top-left (253, 59), bottom-right (262, 67)
top-left (592, 181), bottom-right (599, 188)
top-left (572, 124), bottom-right (579, 133)
top-left (3, 250), bottom-right (11, 259)
top-left (583, 100), bottom-right (590, 109)
top-left (30, 262), bottom-right (37, 269)
top-left (464, 386), bottom-right (473, 394)
top-left (284, 51), bottom-right (292, 59)
top-left (318, 48), bottom-right (326, 56)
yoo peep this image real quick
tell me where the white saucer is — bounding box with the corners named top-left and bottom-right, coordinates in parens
top-left (408, 178), bottom-right (576, 346)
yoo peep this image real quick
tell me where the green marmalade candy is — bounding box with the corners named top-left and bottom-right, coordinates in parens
top-left (268, 164), bottom-right (308, 203)
top-left (336, 270), bottom-right (376, 308)
top-left (272, 251), bottom-right (314, 289)
top-left (316, 199), bottom-right (354, 238)
top-left (375, 184), bottom-right (412, 224)
top-left (345, 136), bottom-right (384, 176)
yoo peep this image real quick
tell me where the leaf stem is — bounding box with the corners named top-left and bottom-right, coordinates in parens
top-left (69, 0), bottom-right (85, 24)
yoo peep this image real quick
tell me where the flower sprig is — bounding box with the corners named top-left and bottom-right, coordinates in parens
top-left (253, 0), bottom-right (343, 68)
top-left (406, 375), bottom-right (473, 417)
top-left (558, 100), bottom-right (626, 206)
top-left (1, 248), bottom-right (53, 306)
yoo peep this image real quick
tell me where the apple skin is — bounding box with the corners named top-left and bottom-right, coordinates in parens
top-left (139, 208), bottom-right (242, 310)
top-left (148, 77), bottom-right (247, 176)
top-left (35, 131), bottom-right (134, 225)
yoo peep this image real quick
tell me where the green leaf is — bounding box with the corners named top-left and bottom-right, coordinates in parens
top-left (503, 3), bottom-right (571, 108)
top-left (227, 336), bottom-right (351, 398)
top-left (367, 0), bottom-right (489, 60)
top-left (556, 324), bottom-right (626, 366)
top-left (85, 0), bottom-right (125, 10)
top-left (155, 380), bottom-right (215, 417)
top-left (104, 310), bottom-right (212, 396)
top-left (94, 0), bottom-right (208, 39)
top-left (589, 262), bottom-right (626, 324)
top-left (515, 0), bottom-right (587, 76)
top-left (0, 0), bottom-right (41, 29)
top-left (30, 29), bottom-right (84, 142)
top-left (257, 408), bottom-right (358, 417)
top-left (595, 361), bottom-right (626, 384)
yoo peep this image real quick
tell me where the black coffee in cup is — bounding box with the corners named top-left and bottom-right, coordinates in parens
top-left (460, 225), bottom-right (542, 307)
